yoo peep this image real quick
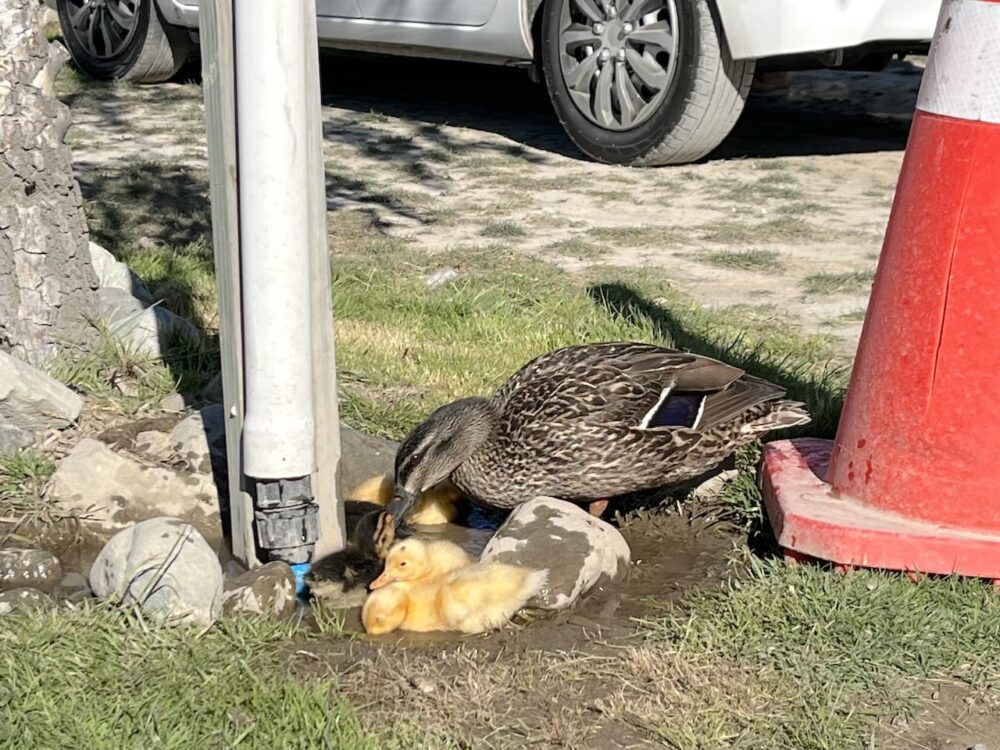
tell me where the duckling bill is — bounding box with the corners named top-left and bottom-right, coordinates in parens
top-left (386, 342), bottom-right (811, 523)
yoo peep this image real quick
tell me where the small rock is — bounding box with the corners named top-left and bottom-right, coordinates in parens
top-left (222, 562), bottom-right (297, 619)
top-left (425, 268), bottom-right (458, 290)
top-left (97, 287), bottom-right (200, 359)
top-left (90, 517), bottom-right (223, 627)
top-left (133, 429), bottom-right (174, 459)
top-left (0, 587), bottom-right (53, 615)
top-left (137, 236), bottom-right (157, 250)
top-left (340, 426), bottom-right (398, 496)
top-left (0, 549), bottom-right (62, 593)
top-left (160, 393), bottom-right (188, 413)
top-left (969, 745), bottom-right (988, 750)
top-left (409, 676), bottom-right (436, 694)
top-left (0, 351), bottom-right (83, 431)
top-left (200, 372), bottom-right (224, 403)
top-left (56, 571), bottom-right (92, 602)
top-left (171, 404), bottom-right (227, 476)
top-left (481, 497), bottom-right (631, 610)
top-left (0, 421), bottom-right (32, 452)
top-left (689, 469), bottom-right (740, 502)
top-left (47, 439), bottom-right (221, 542)
top-left (88, 241), bottom-right (154, 304)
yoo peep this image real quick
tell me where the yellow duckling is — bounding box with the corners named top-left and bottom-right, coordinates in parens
top-left (362, 561), bottom-right (546, 635)
top-left (369, 537), bottom-right (471, 590)
top-left (347, 474), bottom-right (460, 526)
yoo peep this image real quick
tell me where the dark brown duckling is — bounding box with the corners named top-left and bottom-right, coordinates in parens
top-left (305, 501), bottom-right (413, 608)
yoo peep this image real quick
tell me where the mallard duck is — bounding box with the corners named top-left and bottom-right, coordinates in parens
top-left (369, 538), bottom-right (472, 589)
top-left (347, 474), bottom-right (461, 526)
top-left (304, 501), bottom-right (412, 607)
top-left (385, 342), bottom-right (810, 521)
top-left (361, 560), bottom-right (546, 635)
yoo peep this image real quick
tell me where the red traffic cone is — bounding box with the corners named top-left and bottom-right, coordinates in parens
top-left (761, 0), bottom-right (1000, 580)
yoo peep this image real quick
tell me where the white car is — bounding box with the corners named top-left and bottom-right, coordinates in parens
top-left (52, 0), bottom-right (938, 165)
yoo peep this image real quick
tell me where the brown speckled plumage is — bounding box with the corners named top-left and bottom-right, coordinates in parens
top-left (392, 342), bottom-right (811, 513)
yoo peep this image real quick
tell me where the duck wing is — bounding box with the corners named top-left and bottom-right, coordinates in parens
top-left (493, 342), bottom-right (750, 431)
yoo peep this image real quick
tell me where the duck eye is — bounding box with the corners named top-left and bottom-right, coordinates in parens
top-left (399, 561), bottom-right (407, 567)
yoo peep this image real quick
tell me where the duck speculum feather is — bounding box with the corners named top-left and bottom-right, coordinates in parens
top-left (388, 342), bottom-right (810, 516)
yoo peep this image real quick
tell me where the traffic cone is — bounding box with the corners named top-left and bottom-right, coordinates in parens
top-left (761, 0), bottom-right (1000, 580)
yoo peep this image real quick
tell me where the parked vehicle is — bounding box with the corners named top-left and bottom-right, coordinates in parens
top-left (52, 0), bottom-right (937, 165)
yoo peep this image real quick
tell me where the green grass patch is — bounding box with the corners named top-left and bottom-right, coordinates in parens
top-left (480, 220), bottom-right (527, 239)
top-left (638, 557), bottom-right (1000, 749)
top-left (0, 449), bottom-right (56, 525)
top-left (0, 606), bottom-right (402, 749)
top-left (803, 268), bottom-right (876, 295)
top-left (543, 236), bottom-right (605, 260)
top-left (586, 224), bottom-right (688, 247)
top-left (699, 217), bottom-right (815, 244)
top-left (689, 248), bottom-right (784, 272)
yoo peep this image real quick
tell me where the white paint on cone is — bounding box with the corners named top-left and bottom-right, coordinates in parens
top-left (917, 0), bottom-right (1000, 124)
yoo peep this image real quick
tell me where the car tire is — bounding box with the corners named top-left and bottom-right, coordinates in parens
top-left (57, 0), bottom-right (191, 84)
top-left (540, 0), bottom-right (755, 166)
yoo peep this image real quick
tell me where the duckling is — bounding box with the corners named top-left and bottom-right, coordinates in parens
top-left (347, 473), bottom-right (460, 526)
top-left (305, 501), bottom-right (412, 608)
top-left (369, 537), bottom-right (471, 590)
top-left (362, 560), bottom-right (546, 635)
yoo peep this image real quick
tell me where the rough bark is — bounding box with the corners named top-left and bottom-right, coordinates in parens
top-left (0, 0), bottom-right (98, 364)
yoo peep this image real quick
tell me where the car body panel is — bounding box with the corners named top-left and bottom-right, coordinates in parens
top-left (51, 0), bottom-right (938, 64)
top-left (713, 0), bottom-right (939, 60)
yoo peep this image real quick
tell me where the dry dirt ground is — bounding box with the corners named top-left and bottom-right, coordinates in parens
top-left (62, 53), bottom-right (924, 358)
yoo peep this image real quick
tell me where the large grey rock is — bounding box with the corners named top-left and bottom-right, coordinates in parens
top-left (0, 421), bottom-right (32, 452)
top-left (340, 425), bottom-right (397, 495)
top-left (0, 548), bottom-right (62, 593)
top-left (0, 587), bottom-right (54, 615)
top-left (90, 517), bottom-right (223, 627)
top-left (97, 287), bottom-right (199, 358)
top-left (0, 351), bottom-right (82, 431)
top-left (481, 497), bottom-right (631, 610)
top-left (47, 439), bottom-right (221, 542)
top-left (222, 562), bottom-right (297, 619)
top-left (88, 241), bottom-right (153, 304)
top-left (171, 405), bottom-right (226, 476)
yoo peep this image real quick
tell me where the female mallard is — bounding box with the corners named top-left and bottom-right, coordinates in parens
top-left (386, 342), bottom-right (810, 521)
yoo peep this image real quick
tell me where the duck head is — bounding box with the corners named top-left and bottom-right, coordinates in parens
top-left (369, 538), bottom-right (428, 589)
top-left (362, 585), bottom-right (408, 635)
top-left (386, 397), bottom-right (497, 524)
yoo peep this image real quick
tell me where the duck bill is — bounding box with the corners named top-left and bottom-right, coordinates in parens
top-left (385, 488), bottom-right (418, 527)
top-left (369, 571), bottom-right (394, 590)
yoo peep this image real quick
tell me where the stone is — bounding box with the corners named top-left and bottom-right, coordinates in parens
top-left (481, 497), bottom-right (631, 610)
top-left (0, 351), bottom-right (83, 431)
top-left (47, 439), bottom-right (221, 542)
top-left (90, 517), bottom-right (223, 626)
top-left (340, 425), bottom-right (398, 496)
top-left (200, 372), bottom-right (224, 403)
top-left (88, 241), bottom-right (153, 304)
top-left (134, 429), bottom-right (174, 459)
top-left (56, 571), bottom-right (92, 602)
top-left (425, 268), bottom-right (458, 290)
top-left (159, 393), bottom-right (187, 413)
top-left (222, 561), bottom-right (297, 619)
top-left (0, 587), bottom-right (54, 615)
top-left (0, 421), bottom-right (32, 452)
top-left (170, 404), bottom-right (226, 477)
top-left (0, 548), bottom-right (62, 593)
top-left (97, 287), bottom-right (199, 359)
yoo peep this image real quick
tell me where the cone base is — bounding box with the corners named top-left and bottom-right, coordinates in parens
top-left (762, 439), bottom-right (1000, 580)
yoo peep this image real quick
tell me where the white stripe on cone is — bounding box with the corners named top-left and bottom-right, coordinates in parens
top-left (917, 0), bottom-right (1000, 124)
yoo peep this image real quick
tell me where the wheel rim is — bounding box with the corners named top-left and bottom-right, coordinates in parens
top-left (64, 0), bottom-right (140, 60)
top-left (557, 0), bottom-right (679, 131)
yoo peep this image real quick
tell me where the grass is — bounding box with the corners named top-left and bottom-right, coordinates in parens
top-left (0, 449), bottom-right (56, 524)
top-left (0, 605), bottom-right (410, 749)
top-left (636, 556), bottom-right (1000, 749)
top-left (586, 224), bottom-right (689, 247)
top-left (480, 220), bottom-right (527, 239)
top-left (803, 268), bottom-right (877, 295)
top-left (543, 236), bottom-right (605, 260)
top-left (689, 248), bottom-right (784, 272)
top-left (699, 216), bottom-right (816, 244)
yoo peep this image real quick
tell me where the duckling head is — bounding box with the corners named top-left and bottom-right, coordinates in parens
top-left (362, 585), bottom-right (408, 635)
top-left (387, 397), bottom-right (497, 524)
top-left (369, 538), bottom-right (430, 589)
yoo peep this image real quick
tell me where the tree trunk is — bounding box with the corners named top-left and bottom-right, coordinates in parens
top-left (0, 0), bottom-right (98, 364)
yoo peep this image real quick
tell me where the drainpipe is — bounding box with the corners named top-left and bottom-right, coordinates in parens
top-left (234, 0), bottom-right (318, 566)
